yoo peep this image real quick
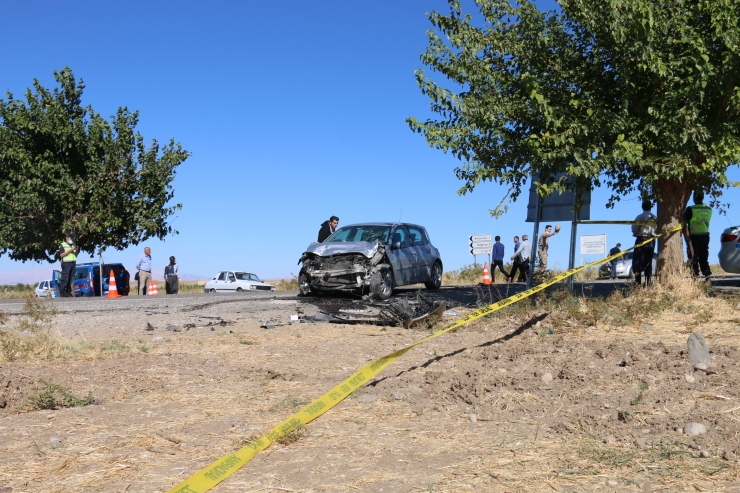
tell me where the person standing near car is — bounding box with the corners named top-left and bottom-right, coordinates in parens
top-left (684, 190), bottom-right (713, 280)
top-left (318, 216), bottom-right (339, 242)
top-left (57, 233), bottom-right (79, 297)
top-left (510, 235), bottom-right (532, 282)
top-left (491, 236), bottom-right (510, 282)
top-left (507, 236), bottom-right (522, 282)
top-left (136, 246), bottom-right (152, 295)
top-left (631, 200), bottom-right (657, 286)
top-left (608, 243), bottom-right (624, 280)
top-left (164, 256), bottom-right (179, 294)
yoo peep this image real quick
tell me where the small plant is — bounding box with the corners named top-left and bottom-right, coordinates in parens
top-left (617, 410), bottom-right (630, 422)
top-left (239, 340), bottom-right (255, 345)
top-left (631, 393), bottom-right (646, 406)
top-left (27, 379), bottom-right (94, 410)
top-left (139, 345), bottom-right (150, 353)
top-left (639, 381), bottom-right (649, 391)
top-left (276, 425), bottom-right (307, 445)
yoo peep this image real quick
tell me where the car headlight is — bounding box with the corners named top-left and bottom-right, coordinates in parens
top-left (249, 285), bottom-right (256, 290)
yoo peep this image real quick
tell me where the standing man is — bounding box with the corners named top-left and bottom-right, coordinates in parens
top-left (136, 246), bottom-right (152, 295)
top-left (57, 233), bottom-right (79, 297)
top-left (538, 225), bottom-right (560, 270)
top-left (631, 200), bottom-right (658, 286)
top-left (608, 243), bottom-right (625, 280)
top-left (508, 236), bottom-right (522, 282)
top-left (491, 236), bottom-right (510, 282)
top-left (318, 216), bottom-right (339, 243)
top-left (684, 190), bottom-right (713, 279)
top-left (510, 234), bottom-right (532, 282)
top-left (164, 256), bottom-right (179, 294)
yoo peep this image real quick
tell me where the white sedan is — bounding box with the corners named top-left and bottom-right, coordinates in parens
top-left (204, 271), bottom-right (275, 293)
top-left (35, 280), bottom-right (55, 298)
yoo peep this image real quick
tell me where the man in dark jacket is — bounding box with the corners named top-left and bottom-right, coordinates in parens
top-left (318, 216), bottom-right (339, 242)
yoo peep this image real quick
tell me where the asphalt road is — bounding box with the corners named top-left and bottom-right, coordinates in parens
top-left (2, 276), bottom-right (739, 316)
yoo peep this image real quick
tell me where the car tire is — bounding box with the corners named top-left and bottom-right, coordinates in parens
top-left (425, 261), bottom-right (442, 290)
top-left (209, 288), bottom-right (216, 293)
top-left (236, 287), bottom-right (243, 293)
top-left (370, 268), bottom-right (393, 300)
top-left (298, 269), bottom-right (313, 297)
top-left (628, 268), bottom-right (635, 280)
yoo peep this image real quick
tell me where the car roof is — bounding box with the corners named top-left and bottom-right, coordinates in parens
top-left (339, 222), bottom-right (424, 228)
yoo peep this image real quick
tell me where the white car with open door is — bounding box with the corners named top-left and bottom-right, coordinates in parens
top-left (204, 271), bottom-right (275, 293)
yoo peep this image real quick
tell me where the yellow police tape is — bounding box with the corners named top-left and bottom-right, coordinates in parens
top-left (168, 224), bottom-right (682, 493)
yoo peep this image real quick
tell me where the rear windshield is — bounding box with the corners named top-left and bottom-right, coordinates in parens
top-left (326, 225), bottom-right (392, 244)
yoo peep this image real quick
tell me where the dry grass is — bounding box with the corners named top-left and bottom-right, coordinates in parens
top-left (1, 275), bottom-right (739, 492)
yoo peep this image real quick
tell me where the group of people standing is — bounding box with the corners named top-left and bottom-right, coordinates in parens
top-left (485, 225), bottom-right (560, 283)
top-left (136, 247), bottom-right (181, 295)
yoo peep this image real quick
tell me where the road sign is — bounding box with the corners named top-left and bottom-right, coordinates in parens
top-left (526, 172), bottom-right (591, 222)
top-left (469, 234), bottom-right (493, 255)
top-left (469, 234), bottom-right (492, 242)
top-left (580, 234), bottom-right (606, 255)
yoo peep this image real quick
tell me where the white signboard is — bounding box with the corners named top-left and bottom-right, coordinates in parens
top-left (469, 234), bottom-right (493, 255)
top-left (580, 234), bottom-right (607, 255)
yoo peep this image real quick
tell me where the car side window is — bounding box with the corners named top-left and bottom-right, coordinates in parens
top-left (391, 226), bottom-right (410, 248)
top-left (228, 272), bottom-right (236, 282)
top-left (217, 272), bottom-right (227, 281)
top-left (407, 226), bottom-right (427, 246)
top-left (249, 274), bottom-right (259, 281)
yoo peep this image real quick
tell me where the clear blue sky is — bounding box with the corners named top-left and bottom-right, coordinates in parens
top-left (1, 0), bottom-right (739, 280)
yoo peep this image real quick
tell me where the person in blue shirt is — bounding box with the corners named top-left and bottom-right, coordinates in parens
top-left (136, 246), bottom-right (152, 295)
top-left (491, 236), bottom-right (510, 282)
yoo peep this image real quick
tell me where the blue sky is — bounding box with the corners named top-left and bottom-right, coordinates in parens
top-left (1, 0), bottom-right (739, 280)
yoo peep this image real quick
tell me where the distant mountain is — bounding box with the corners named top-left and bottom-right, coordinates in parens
top-left (0, 267), bottom-right (207, 285)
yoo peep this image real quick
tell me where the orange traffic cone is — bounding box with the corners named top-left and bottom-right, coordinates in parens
top-left (106, 269), bottom-right (121, 298)
top-left (147, 280), bottom-right (159, 296)
top-left (482, 263), bottom-right (493, 285)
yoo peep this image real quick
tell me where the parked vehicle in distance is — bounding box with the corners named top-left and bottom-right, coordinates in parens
top-left (599, 251), bottom-right (657, 279)
top-left (204, 271), bottom-right (276, 293)
top-left (73, 263), bottom-right (130, 297)
top-left (719, 225), bottom-right (740, 273)
top-left (35, 280), bottom-right (55, 298)
top-left (297, 222), bottom-right (443, 300)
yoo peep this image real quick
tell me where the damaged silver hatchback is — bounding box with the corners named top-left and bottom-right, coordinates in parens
top-left (298, 223), bottom-right (443, 300)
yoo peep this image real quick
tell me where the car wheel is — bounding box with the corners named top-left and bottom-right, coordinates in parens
top-left (370, 268), bottom-right (393, 300)
top-left (209, 288), bottom-right (216, 293)
top-left (298, 269), bottom-right (313, 296)
top-left (236, 287), bottom-right (243, 293)
top-left (425, 261), bottom-right (442, 290)
top-left (628, 268), bottom-right (635, 280)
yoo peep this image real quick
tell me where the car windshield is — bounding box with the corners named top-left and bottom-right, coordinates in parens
top-left (325, 225), bottom-right (392, 244)
top-left (235, 272), bottom-right (260, 281)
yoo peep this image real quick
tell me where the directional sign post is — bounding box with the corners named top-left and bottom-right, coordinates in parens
top-left (469, 234), bottom-right (492, 255)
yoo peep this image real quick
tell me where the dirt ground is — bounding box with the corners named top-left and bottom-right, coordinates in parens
top-left (1, 287), bottom-right (740, 492)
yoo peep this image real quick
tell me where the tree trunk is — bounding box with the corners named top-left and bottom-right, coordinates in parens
top-left (655, 177), bottom-right (692, 280)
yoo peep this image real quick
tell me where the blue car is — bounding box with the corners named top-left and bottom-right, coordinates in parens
top-left (72, 263), bottom-right (130, 297)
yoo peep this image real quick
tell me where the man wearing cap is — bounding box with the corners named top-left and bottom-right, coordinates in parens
top-left (164, 256), bottom-right (179, 294)
top-left (608, 243), bottom-right (625, 280)
top-left (136, 246), bottom-right (152, 295)
top-left (57, 233), bottom-right (79, 297)
top-left (631, 200), bottom-right (657, 287)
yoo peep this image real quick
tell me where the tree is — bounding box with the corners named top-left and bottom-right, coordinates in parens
top-left (0, 67), bottom-right (189, 262)
top-left (408, 0), bottom-right (740, 277)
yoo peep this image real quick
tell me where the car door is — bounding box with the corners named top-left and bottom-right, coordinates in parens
top-left (213, 271), bottom-right (227, 291)
top-left (386, 225), bottom-right (414, 286)
top-left (407, 225), bottom-right (432, 283)
top-left (226, 271), bottom-right (237, 291)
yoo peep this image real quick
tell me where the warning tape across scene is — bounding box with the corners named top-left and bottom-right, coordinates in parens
top-left (167, 224), bottom-right (682, 493)
top-left (577, 220), bottom-right (657, 225)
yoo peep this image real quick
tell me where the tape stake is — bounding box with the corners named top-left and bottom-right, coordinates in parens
top-left (167, 225), bottom-right (682, 493)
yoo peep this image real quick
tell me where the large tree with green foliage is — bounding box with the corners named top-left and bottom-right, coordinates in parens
top-left (0, 67), bottom-right (189, 262)
top-left (408, 0), bottom-right (740, 276)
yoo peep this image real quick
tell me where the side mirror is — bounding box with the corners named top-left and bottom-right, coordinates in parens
top-left (391, 242), bottom-right (402, 250)
top-left (213, 277), bottom-right (217, 280)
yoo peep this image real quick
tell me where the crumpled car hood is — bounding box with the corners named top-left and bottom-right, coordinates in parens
top-left (304, 240), bottom-right (380, 258)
